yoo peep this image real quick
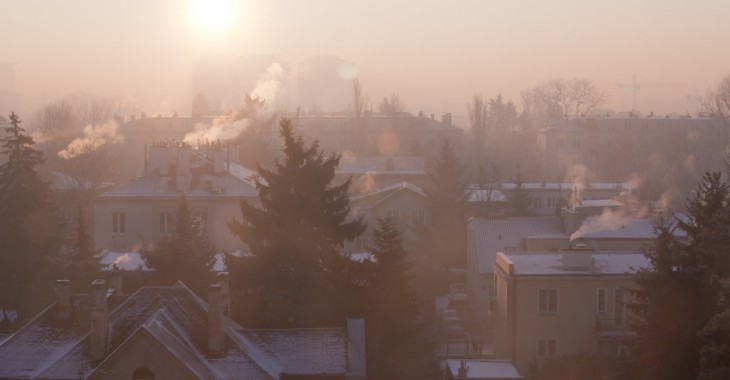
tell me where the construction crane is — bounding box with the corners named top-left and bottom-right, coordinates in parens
top-left (615, 75), bottom-right (684, 113)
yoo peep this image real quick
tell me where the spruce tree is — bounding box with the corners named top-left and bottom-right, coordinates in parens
top-left (143, 194), bottom-right (215, 294)
top-left (367, 217), bottom-right (437, 380)
top-left (228, 118), bottom-right (366, 327)
top-left (421, 138), bottom-right (468, 293)
top-left (629, 172), bottom-right (730, 379)
top-left (0, 112), bottom-right (59, 325)
top-left (71, 201), bottom-right (94, 261)
top-left (510, 172), bottom-right (532, 217)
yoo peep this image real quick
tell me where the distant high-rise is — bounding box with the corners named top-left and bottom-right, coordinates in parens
top-left (0, 62), bottom-right (22, 116)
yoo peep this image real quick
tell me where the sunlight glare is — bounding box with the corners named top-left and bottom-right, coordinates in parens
top-left (189, 0), bottom-right (237, 34)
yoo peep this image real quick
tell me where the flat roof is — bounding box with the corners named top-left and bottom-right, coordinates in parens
top-left (501, 251), bottom-right (648, 276)
top-left (443, 359), bottom-right (522, 379)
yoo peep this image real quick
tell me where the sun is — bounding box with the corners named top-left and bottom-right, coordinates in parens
top-left (189, 0), bottom-right (236, 34)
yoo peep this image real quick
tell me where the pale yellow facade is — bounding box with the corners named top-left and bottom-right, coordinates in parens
top-left (493, 250), bottom-right (644, 375)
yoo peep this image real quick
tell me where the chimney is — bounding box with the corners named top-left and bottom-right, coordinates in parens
top-left (442, 112), bottom-right (453, 127)
top-left (208, 283), bottom-right (224, 355)
top-left (90, 279), bottom-right (108, 361)
top-left (108, 269), bottom-right (123, 296)
top-left (212, 148), bottom-right (225, 174)
top-left (217, 272), bottom-right (230, 317)
top-left (54, 279), bottom-right (71, 321)
top-left (457, 360), bottom-right (469, 377)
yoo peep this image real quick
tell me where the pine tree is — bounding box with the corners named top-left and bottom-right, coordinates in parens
top-left (367, 218), bottom-right (437, 380)
top-left (143, 194), bottom-right (215, 294)
top-left (510, 172), bottom-right (532, 216)
top-left (629, 172), bottom-right (730, 379)
top-left (423, 138), bottom-right (468, 271)
top-left (0, 112), bottom-right (59, 325)
top-left (228, 118), bottom-right (366, 327)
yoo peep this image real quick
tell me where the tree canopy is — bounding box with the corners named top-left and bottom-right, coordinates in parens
top-left (0, 112), bottom-right (60, 327)
top-left (143, 194), bottom-right (215, 295)
top-left (228, 118), bottom-right (366, 327)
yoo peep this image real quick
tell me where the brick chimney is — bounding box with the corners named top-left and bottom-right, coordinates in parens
top-left (208, 283), bottom-right (224, 355)
top-left (108, 269), bottom-right (123, 296)
top-left (54, 279), bottom-right (70, 321)
top-left (90, 279), bottom-right (108, 361)
top-left (217, 272), bottom-right (230, 317)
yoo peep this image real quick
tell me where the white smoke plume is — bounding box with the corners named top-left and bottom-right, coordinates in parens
top-left (251, 62), bottom-right (287, 105)
top-left (570, 207), bottom-right (633, 241)
top-left (357, 171), bottom-right (377, 195)
top-left (58, 120), bottom-right (122, 159)
top-left (183, 63), bottom-right (288, 145)
top-left (184, 115), bottom-right (248, 145)
top-left (565, 163), bottom-right (591, 207)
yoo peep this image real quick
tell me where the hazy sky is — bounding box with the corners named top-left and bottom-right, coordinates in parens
top-left (2, 0), bottom-right (729, 122)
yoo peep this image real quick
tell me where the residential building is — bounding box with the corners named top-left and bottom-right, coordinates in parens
top-left (466, 217), bottom-right (569, 324)
top-left (290, 112), bottom-right (463, 157)
top-left (488, 182), bottom-right (627, 216)
top-left (0, 276), bottom-right (366, 379)
top-left (346, 181), bottom-right (429, 253)
top-left (537, 115), bottom-right (727, 183)
top-left (492, 248), bottom-right (647, 375)
top-left (442, 359), bottom-right (522, 380)
top-left (336, 156), bottom-right (426, 193)
top-left (94, 142), bottom-right (257, 252)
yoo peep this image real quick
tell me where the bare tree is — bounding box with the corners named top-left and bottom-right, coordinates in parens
top-left (468, 93), bottom-right (488, 167)
top-left (704, 74), bottom-right (730, 123)
top-left (378, 93), bottom-right (405, 115)
top-left (352, 78), bottom-right (369, 118)
top-left (522, 78), bottom-right (607, 121)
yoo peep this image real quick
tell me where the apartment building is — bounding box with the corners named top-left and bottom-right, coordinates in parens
top-left (537, 115), bottom-right (726, 183)
top-left (492, 248), bottom-right (647, 375)
top-left (94, 142), bottom-right (257, 252)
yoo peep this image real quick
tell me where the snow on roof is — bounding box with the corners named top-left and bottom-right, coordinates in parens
top-left (443, 359), bottom-right (522, 379)
top-left (98, 171), bottom-right (257, 199)
top-left (572, 215), bottom-right (688, 241)
top-left (337, 156), bottom-right (426, 174)
top-left (502, 251), bottom-right (648, 276)
top-left (99, 251), bottom-right (151, 271)
top-left (0, 283), bottom-right (360, 379)
top-left (351, 181), bottom-right (425, 208)
top-left (466, 188), bottom-right (508, 203)
top-left (489, 182), bottom-right (628, 191)
top-left (468, 217), bottom-right (567, 274)
top-left (578, 199), bottom-right (624, 208)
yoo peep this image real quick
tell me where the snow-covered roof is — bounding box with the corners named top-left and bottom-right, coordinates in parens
top-left (351, 181), bottom-right (426, 209)
top-left (337, 156), bottom-right (425, 174)
top-left (0, 283), bottom-right (364, 379)
top-left (97, 170), bottom-right (257, 199)
top-left (468, 217), bottom-right (568, 274)
top-left (99, 251), bottom-right (151, 271)
top-left (501, 251), bottom-right (648, 276)
top-left (571, 215), bottom-right (689, 241)
top-left (443, 359), bottom-right (522, 379)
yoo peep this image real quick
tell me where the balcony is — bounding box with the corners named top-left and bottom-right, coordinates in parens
top-left (448, 283), bottom-right (468, 303)
top-left (594, 317), bottom-right (636, 338)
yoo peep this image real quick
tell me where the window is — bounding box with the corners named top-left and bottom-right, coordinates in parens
top-left (385, 210), bottom-right (399, 222)
top-left (539, 289), bottom-right (558, 313)
top-left (411, 210), bottom-right (425, 224)
top-left (159, 212), bottom-right (174, 235)
top-left (537, 339), bottom-right (557, 357)
top-left (112, 212), bottom-right (126, 234)
top-left (614, 288), bottom-right (625, 327)
top-left (597, 288), bottom-right (607, 314)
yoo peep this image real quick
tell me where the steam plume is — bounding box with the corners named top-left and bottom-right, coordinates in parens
top-left (58, 120), bottom-right (122, 159)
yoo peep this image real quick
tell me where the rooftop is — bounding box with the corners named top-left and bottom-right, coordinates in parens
top-left (499, 251), bottom-right (648, 276)
top-left (337, 156), bottom-right (425, 175)
top-left (443, 359), bottom-right (522, 379)
top-left (351, 181), bottom-right (425, 209)
top-left (468, 217), bottom-right (567, 274)
top-left (0, 283), bottom-right (364, 379)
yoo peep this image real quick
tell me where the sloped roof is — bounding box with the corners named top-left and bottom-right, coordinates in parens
top-left (468, 217), bottom-right (567, 274)
top-left (350, 181), bottom-right (425, 209)
top-left (97, 169), bottom-right (257, 199)
top-left (504, 251), bottom-right (649, 276)
top-left (0, 283), bottom-right (362, 380)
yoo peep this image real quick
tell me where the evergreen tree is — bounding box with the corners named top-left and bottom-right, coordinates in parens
top-left (510, 172), bottom-right (532, 216)
top-left (698, 278), bottom-right (730, 380)
top-left (143, 194), bottom-right (215, 294)
top-left (0, 112), bottom-right (59, 325)
top-left (228, 118), bottom-right (366, 327)
top-left (366, 218), bottom-right (437, 380)
top-left (71, 201), bottom-right (94, 261)
top-left (629, 172), bottom-right (730, 380)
